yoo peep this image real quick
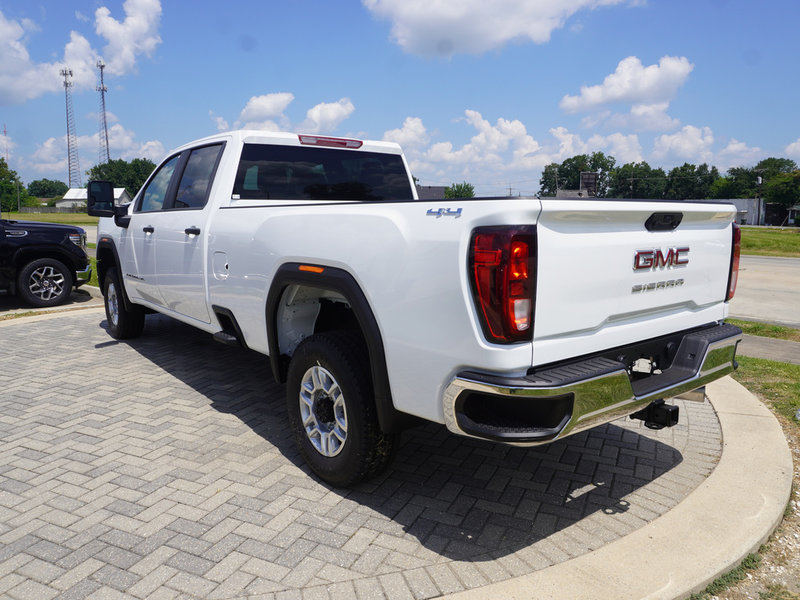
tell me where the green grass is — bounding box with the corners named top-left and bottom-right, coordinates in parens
top-left (727, 318), bottom-right (800, 343)
top-left (89, 257), bottom-right (98, 287)
top-left (732, 357), bottom-right (800, 425)
top-left (689, 553), bottom-right (762, 599)
top-left (741, 226), bottom-right (800, 258)
top-left (1, 212), bottom-right (99, 226)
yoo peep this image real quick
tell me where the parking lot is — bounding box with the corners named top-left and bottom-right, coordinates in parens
top-left (0, 310), bottom-right (724, 599)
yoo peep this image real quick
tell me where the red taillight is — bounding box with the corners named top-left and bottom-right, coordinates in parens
top-left (469, 226), bottom-right (536, 343)
top-left (726, 223), bottom-right (741, 301)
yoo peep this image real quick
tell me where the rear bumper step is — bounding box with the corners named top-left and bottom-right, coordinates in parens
top-left (442, 322), bottom-right (742, 445)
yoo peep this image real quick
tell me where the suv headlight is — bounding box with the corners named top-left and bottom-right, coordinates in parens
top-left (69, 232), bottom-right (87, 249)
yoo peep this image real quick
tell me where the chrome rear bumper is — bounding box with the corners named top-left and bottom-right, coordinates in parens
top-left (442, 322), bottom-right (742, 445)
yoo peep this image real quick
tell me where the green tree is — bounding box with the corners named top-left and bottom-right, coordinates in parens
top-left (665, 163), bottom-right (720, 200)
top-left (755, 157), bottom-right (797, 180)
top-left (538, 151), bottom-right (616, 197)
top-left (608, 162), bottom-right (667, 199)
top-left (86, 158), bottom-right (156, 197)
top-left (27, 178), bottom-right (69, 198)
top-left (444, 181), bottom-right (475, 198)
top-left (763, 170), bottom-right (800, 208)
top-left (0, 158), bottom-right (36, 213)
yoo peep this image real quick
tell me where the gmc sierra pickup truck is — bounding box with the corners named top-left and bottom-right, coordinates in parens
top-left (0, 216), bottom-right (91, 307)
top-left (88, 130), bottom-right (742, 486)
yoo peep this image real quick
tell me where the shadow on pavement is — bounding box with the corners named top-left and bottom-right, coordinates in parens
top-left (103, 313), bottom-right (683, 562)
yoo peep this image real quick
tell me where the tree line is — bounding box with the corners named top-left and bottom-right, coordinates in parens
top-left (539, 153), bottom-right (800, 207)
top-left (0, 158), bottom-right (156, 213)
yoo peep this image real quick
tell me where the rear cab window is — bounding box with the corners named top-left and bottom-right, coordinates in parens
top-left (232, 144), bottom-right (413, 201)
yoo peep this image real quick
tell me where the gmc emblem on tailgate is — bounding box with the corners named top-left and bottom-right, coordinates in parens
top-left (633, 247), bottom-right (690, 270)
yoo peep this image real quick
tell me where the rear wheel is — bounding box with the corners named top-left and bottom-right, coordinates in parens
top-left (286, 332), bottom-right (396, 487)
top-left (17, 258), bottom-right (72, 307)
top-left (104, 267), bottom-right (145, 339)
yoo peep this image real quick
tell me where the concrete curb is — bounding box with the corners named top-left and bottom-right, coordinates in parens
top-left (443, 376), bottom-right (793, 600)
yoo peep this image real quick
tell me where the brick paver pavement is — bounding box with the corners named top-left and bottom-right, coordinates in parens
top-left (0, 310), bottom-right (722, 599)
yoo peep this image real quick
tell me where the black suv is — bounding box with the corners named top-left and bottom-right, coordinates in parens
top-left (0, 217), bottom-right (92, 307)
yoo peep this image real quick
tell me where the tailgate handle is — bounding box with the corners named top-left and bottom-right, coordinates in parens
top-left (645, 212), bottom-right (683, 231)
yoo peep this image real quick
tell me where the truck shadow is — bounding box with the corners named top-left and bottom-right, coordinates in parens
top-left (108, 314), bottom-right (686, 562)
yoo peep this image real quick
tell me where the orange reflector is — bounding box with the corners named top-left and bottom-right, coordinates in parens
top-left (299, 265), bottom-right (325, 274)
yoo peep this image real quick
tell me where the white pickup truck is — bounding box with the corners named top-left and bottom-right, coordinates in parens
top-left (88, 130), bottom-right (742, 486)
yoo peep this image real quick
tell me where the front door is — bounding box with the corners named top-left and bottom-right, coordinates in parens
top-left (153, 143), bottom-right (224, 323)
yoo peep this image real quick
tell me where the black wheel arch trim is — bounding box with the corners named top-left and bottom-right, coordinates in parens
top-left (95, 238), bottom-right (138, 313)
top-left (266, 262), bottom-right (406, 434)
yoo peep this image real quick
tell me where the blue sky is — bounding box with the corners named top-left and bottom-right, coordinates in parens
top-left (1, 0), bottom-right (798, 196)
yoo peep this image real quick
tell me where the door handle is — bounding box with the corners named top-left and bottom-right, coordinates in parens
top-left (185, 227), bottom-right (201, 236)
top-left (143, 226), bottom-right (154, 234)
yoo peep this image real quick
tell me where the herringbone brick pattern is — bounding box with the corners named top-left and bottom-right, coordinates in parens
top-left (0, 310), bottom-right (721, 599)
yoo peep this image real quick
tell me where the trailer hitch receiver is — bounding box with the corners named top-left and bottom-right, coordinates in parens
top-left (630, 399), bottom-right (679, 430)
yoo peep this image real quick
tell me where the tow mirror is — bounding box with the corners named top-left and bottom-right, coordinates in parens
top-left (87, 180), bottom-right (115, 217)
top-left (87, 180), bottom-right (130, 228)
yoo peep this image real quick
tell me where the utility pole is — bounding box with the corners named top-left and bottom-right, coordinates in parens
top-left (2, 123), bottom-right (8, 164)
top-left (61, 67), bottom-right (81, 188)
top-left (97, 60), bottom-right (110, 165)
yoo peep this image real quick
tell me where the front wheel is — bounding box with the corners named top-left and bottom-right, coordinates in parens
top-left (17, 258), bottom-right (73, 307)
top-left (104, 267), bottom-right (145, 339)
top-left (286, 332), bottom-right (396, 487)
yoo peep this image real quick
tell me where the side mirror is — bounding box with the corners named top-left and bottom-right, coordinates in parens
top-left (88, 180), bottom-right (131, 228)
top-left (87, 180), bottom-right (115, 217)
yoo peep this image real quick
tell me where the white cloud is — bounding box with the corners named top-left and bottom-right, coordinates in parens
top-left (383, 117), bottom-right (429, 150)
top-left (209, 111), bottom-right (229, 132)
top-left (0, 11), bottom-right (64, 104)
top-left (586, 102), bottom-right (681, 132)
top-left (589, 132), bottom-right (643, 164)
top-left (94, 0), bottom-right (162, 76)
top-left (422, 110), bottom-right (542, 169)
top-left (785, 138), bottom-right (800, 158)
top-left (363, 0), bottom-right (634, 57)
top-left (25, 123), bottom-right (164, 183)
top-left (299, 98), bottom-right (356, 134)
top-left (652, 125), bottom-right (714, 163)
top-left (712, 139), bottom-right (762, 171)
top-left (0, 2), bottom-right (162, 106)
top-left (236, 93), bottom-right (295, 130)
top-left (229, 94), bottom-right (355, 134)
top-left (561, 56), bottom-right (694, 113)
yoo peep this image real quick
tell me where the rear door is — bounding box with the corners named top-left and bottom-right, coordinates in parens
top-left (532, 199), bottom-right (736, 366)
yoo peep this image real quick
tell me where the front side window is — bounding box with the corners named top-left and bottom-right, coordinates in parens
top-left (232, 144), bottom-right (413, 201)
top-left (138, 155), bottom-right (179, 212)
top-left (174, 144), bottom-right (223, 209)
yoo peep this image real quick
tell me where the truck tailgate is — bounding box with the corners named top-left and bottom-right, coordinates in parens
top-left (532, 200), bottom-right (736, 367)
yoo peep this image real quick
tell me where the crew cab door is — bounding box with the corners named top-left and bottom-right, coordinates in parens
top-left (153, 143), bottom-right (224, 323)
top-left (122, 155), bottom-right (181, 308)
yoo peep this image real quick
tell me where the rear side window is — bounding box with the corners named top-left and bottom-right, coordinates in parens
top-left (232, 144), bottom-right (412, 201)
top-left (174, 144), bottom-right (224, 209)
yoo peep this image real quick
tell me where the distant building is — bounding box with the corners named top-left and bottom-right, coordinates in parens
top-left (555, 189), bottom-right (592, 199)
top-left (416, 185), bottom-right (447, 200)
top-left (57, 187), bottom-right (132, 209)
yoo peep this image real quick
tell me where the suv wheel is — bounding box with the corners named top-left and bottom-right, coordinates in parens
top-left (17, 258), bottom-right (73, 307)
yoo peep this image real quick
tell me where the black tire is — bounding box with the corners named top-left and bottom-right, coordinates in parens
top-left (286, 332), bottom-right (396, 487)
top-left (17, 258), bottom-right (73, 307)
top-left (104, 267), bottom-right (145, 339)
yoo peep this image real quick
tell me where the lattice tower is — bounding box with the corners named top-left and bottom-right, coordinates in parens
top-left (97, 60), bottom-right (110, 165)
top-left (60, 68), bottom-right (81, 188)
